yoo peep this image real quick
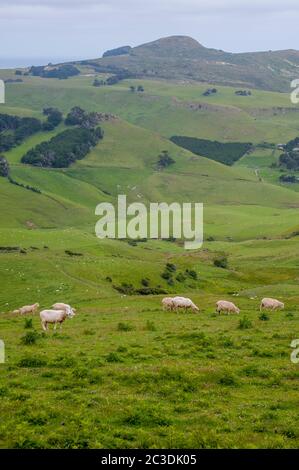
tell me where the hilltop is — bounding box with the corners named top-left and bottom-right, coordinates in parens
top-left (73, 35), bottom-right (299, 92)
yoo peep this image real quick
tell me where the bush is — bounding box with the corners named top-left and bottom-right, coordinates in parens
top-left (238, 316), bottom-right (252, 330)
top-left (20, 331), bottom-right (39, 345)
top-left (259, 312), bottom-right (270, 321)
top-left (176, 272), bottom-right (186, 282)
top-left (145, 320), bottom-right (156, 331)
top-left (161, 271), bottom-right (172, 280)
top-left (106, 352), bottom-right (123, 363)
top-left (214, 257), bottom-right (228, 269)
top-left (166, 263), bottom-right (176, 272)
top-left (18, 356), bottom-right (46, 367)
top-left (117, 322), bottom-right (134, 332)
top-left (24, 318), bottom-right (33, 329)
top-left (0, 156), bottom-right (9, 177)
top-left (186, 269), bottom-right (198, 280)
top-left (156, 150), bottom-right (175, 169)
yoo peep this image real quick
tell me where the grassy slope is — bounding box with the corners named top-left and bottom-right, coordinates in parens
top-left (1, 72), bottom-right (299, 448)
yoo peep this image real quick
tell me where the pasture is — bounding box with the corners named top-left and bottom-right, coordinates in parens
top-left (1, 70), bottom-right (299, 449)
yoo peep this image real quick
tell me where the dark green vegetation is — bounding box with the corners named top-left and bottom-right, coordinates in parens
top-left (0, 156), bottom-right (9, 177)
top-left (21, 127), bottom-right (103, 168)
top-left (1, 51), bottom-right (299, 448)
top-left (170, 136), bottom-right (252, 165)
top-left (29, 64), bottom-right (80, 80)
top-left (0, 113), bottom-right (41, 151)
top-left (279, 137), bottom-right (299, 170)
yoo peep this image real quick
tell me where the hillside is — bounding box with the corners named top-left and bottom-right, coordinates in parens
top-left (1, 61), bottom-right (299, 449)
top-left (76, 36), bottom-right (299, 92)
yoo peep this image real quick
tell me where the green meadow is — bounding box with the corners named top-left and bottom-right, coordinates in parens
top-left (0, 69), bottom-right (299, 448)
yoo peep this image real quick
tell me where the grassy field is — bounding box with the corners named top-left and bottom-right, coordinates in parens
top-left (1, 71), bottom-right (299, 449)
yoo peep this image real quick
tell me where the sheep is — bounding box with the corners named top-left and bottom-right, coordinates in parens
top-left (260, 298), bottom-right (284, 311)
top-left (13, 303), bottom-right (39, 315)
top-left (40, 308), bottom-right (74, 331)
top-left (172, 296), bottom-right (199, 312)
top-left (216, 300), bottom-right (240, 315)
top-left (162, 297), bottom-right (175, 311)
top-left (52, 303), bottom-right (76, 316)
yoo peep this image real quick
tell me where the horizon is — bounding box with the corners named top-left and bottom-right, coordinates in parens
top-left (0, 34), bottom-right (298, 70)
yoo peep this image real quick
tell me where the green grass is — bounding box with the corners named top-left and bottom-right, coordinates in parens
top-left (1, 70), bottom-right (299, 448)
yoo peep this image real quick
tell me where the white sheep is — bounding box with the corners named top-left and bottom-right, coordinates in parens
top-left (40, 308), bottom-right (74, 331)
top-left (13, 303), bottom-right (39, 315)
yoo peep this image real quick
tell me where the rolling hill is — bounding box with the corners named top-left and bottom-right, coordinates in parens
top-left (1, 54), bottom-right (299, 448)
top-left (76, 35), bottom-right (299, 91)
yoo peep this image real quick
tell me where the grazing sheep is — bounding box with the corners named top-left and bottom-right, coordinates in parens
top-left (162, 297), bottom-right (175, 311)
top-left (14, 303), bottom-right (39, 315)
top-left (260, 298), bottom-right (284, 311)
top-left (40, 308), bottom-right (74, 331)
top-left (216, 300), bottom-right (240, 315)
top-left (172, 296), bottom-right (199, 312)
top-left (52, 303), bottom-right (76, 316)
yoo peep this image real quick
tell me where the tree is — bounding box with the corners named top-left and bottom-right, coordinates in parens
top-left (0, 156), bottom-right (9, 177)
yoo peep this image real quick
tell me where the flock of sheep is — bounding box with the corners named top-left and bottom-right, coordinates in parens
top-left (13, 302), bottom-right (76, 330)
top-left (162, 296), bottom-right (285, 314)
top-left (11, 296), bottom-right (284, 331)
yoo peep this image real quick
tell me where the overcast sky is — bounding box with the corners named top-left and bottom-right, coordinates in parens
top-left (0, 0), bottom-right (298, 66)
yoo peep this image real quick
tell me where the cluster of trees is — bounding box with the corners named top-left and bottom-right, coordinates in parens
top-left (21, 127), bottom-right (103, 168)
top-left (42, 107), bottom-right (63, 130)
top-left (203, 88), bottom-right (217, 96)
top-left (0, 156), bottom-right (9, 177)
top-left (171, 136), bottom-right (252, 166)
top-left (29, 64), bottom-right (80, 79)
top-left (279, 137), bottom-right (299, 170)
top-left (129, 85), bottom-right (144, 92)
top-left (279, 174), bottom-right (299, 183)
top-left (64, 106), bottom-right (114, 128)
top-left (235, 90), bottom-right (252, 96)
top-left (0, 114), bottom-right (42, 152)
top-left (156, 150), bottom-right (175, 169)
top-left (279, 152), bottom-right (299, 170)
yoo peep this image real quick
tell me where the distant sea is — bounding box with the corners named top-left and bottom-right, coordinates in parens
top-left (0, 57), bottom-right (81, 68)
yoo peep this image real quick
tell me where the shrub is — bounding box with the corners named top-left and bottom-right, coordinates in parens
top-left (18, 356), bottom-right (47, 367)
top-left (106, 352), bottom-right (123, 363)
top-left (20, 331), bottom-right (39, 345)
top-left (238, 316), bottom-right (252, 330)
top-left (176, 272), bottom-right (186, 282)
top-left (166, 262), bottom-right (177, 272)
top-left (161, 270), bottom-right (172, 280)
top-left (218, 372), bottom-right (238, 386)
top-left (117, 322), bottom-right (134, 332)
top-left (24, 318), bottom-right (33, 329)
top-left (145, 320), bottom-right (156, 331)
top-left (214, 257), bottom-right (228, 269)
top-left (186, 269), bottom-right (198, 280)
top-left (259, 312), bottom-right (270, 321)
